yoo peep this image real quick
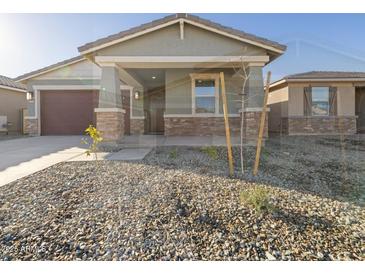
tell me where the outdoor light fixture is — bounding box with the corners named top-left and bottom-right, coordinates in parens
top-left (26, 91), bottom-right (34, 102)
top-left (151, 76), bottom-right (156, 79)
top-left (134, 90), bottom-right (140, 100)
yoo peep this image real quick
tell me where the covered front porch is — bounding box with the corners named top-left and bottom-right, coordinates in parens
top-left (94, 55), bottom-right (269, 142)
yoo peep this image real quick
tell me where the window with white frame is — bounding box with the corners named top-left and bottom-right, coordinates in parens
top-left (312, 87), bottom-right (329, 116)
top-left (191, 74), bottom-right (219, 114)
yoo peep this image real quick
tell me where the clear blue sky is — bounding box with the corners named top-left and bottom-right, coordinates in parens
top-left (1, 13), bottom-right (365, 81)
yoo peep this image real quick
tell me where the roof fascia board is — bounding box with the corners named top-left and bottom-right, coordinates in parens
top-left (270, 77), bottom-right (365, 88)
top-left (15, 58), bottom-right (86, 82)
top-left (287, 78), bottom-right (365, 82)
top-left (95, 55), bottom-right (270, 63)
top-left (0, 84), bottom-right (27, 93)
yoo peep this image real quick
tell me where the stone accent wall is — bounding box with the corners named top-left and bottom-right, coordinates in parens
top-left (96, 111), bottom-right (124, 141)
top-left (242, 111), bottom-right (268, 141)
top-left (24, 118), bottom-right (39, 136)
top-left (286, 116), bottom-right (357, 135)
top-left (130, 119), bottom-right (145, 135)
top-left (164, 116), bottom-right (241, 136)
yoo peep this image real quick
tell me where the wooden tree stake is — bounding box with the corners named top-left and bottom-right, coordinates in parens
top-left (253, 71), bottom-right (271, 176)
top-left (220, 72), bottom-right (234, 176)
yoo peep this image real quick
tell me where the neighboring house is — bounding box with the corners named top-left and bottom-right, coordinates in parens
top-left (15, 13), bottom-right (286, 141)
top-left (268, 71), bottom-right (365, 135)
top-left (0, 75), bottom-right (27, 134)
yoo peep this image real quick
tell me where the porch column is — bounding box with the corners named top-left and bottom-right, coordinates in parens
top-left (241, 65), bottom-right (268, 142)
top-left (95, 65), bottom-right (125, 142)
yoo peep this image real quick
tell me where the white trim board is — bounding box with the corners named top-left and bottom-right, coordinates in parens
top-left (95, 55), bottom-right (270, 64)
top-left (0, 85), bottom-right (27, 93)
top-left (15, 57), bottom-right (87, 82)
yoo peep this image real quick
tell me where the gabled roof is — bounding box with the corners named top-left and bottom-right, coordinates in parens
top-left (14, 55), bottom-right (85, 82)
top-left (270, 71), bottom-right (365, 88)
top-left (0, 75), bottom-right (26, 92)
top-left (285, 71), bottom-right (365, 79)
top-left (78, 13), bottom-right (287, 55)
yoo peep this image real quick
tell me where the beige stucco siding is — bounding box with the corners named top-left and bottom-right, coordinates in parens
top-left (287, 84), bottom-right (304, 116)
top-left (0, 88), bottom-right (27, 132)
top-left (96, 23), bottom-right (267, 57)
top-left (268, 86), bottom-right (288, 132)
top-left (337, 85), bottom-right (355, 115)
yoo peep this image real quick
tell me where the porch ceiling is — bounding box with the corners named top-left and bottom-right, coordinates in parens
top-left (128, 69), bottom-right (165, 89)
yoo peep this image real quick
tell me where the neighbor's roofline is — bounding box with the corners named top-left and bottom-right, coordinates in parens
top-left (270, 77), bottom-right (365, 88)
top-left (0, 84), bottom-right (27, 93)
top-left (14, 55), bottom-right (86, 82)
top-left (78, 13), bottom-right (286, 55)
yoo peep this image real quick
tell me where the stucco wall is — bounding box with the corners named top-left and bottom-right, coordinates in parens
top-left (0, 88), bottom-right (27, 132)
top-left (267, 85), bottom-right (288, 132)
top-left (337, 85), bottom-right (355, 116)
top-left (288, 84), bottom-right (304, 116)
top-left (96, 23), bottom-right (266, 57)
top-left (165, 68), bottom-right (243, 115)
top-left (35, 59), bottom-right (101, 79)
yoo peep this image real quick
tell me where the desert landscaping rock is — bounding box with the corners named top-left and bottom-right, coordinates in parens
top-left (0, 135), bottom-right (364, 260)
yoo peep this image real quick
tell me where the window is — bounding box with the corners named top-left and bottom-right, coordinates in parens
top-left (311, 87), bottom-right (329, 116)
top-left (191, 74), bottom-right (219, 114)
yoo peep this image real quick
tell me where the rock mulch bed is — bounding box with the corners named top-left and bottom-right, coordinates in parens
top-left (0, 150), bottom-right (364, 260)
top-left (144, 135), bottom-right (365, 206)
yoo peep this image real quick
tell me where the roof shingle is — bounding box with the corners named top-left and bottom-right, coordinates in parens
top-left (0, 75), bottom-right (26, 91)
top-left (78, 13), bottom-right (287, 53)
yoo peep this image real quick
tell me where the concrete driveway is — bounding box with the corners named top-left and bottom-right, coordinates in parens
top-left (0, 136), bottom-right (87, 186)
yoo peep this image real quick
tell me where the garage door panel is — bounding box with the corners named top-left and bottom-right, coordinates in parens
top-left (41, 90), bottom-right (98, 135)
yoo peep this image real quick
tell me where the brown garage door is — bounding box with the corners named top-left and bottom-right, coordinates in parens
top-left (41, 90), bottom-right (98, 135)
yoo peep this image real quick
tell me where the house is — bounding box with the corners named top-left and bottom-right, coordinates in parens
top-left (15, 13), bottom-right (286, 141)
top-left (268, 71), bottom-right (365, 135)
top-left (0, 75), bottom-right (27, 134)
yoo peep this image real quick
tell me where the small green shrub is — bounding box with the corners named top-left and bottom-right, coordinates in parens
top-left (201, 146), bottom-right (218, 160)
top-left (240, 186), bottom-right (273, 214)
top-left (82, 125), bottom-right (103, 160)
top-left (169, 148), bottom-right (178, 159)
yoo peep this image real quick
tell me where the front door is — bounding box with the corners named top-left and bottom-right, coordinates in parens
top-left (146, 87), bottom-right (165, 134)
top-left (122, 89), bottom-right (130, 135)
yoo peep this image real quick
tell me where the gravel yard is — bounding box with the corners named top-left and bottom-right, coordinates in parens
top-left (0, 135), bottom-right (364, 261)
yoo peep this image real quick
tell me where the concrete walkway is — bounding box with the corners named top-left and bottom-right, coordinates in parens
top-left (121, 135), bottom-right (241, 147)
top-left (68, 148), bottom-right (152, 162)
top-left (0, 136), bottom-right (87, 186)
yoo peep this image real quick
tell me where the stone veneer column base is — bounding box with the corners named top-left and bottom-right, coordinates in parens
top-left (286, 116), bottom-right (357, 135)
top-left (241, 110), bottom-right (268, 143)
top-left (130, 118), bottom-right (145, 135)
top-left (24, 118), bottom-right (39, 136)
top-left (95, 110), bottom-right (124, 142)
top-left (164, 116), bottom-right (241, 136)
